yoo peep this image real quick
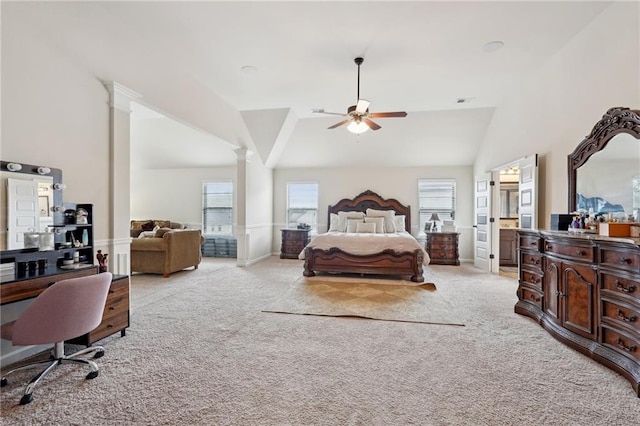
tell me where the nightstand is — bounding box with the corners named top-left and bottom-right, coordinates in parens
top-left (425, 232), bottom-right (460, 265)
top-left (280, 229), bottom-right (311, 259)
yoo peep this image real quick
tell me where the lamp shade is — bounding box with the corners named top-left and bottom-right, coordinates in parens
top-left (428, 213), bottom-right (440, 222)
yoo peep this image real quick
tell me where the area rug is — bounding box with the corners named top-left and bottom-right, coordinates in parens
top-left (263, 277), bottom-right (464, 326)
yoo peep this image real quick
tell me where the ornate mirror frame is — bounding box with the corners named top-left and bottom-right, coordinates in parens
top-left (568, 107), bottom-right (640, 212)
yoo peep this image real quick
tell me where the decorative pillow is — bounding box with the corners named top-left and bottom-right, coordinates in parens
top-left (328, 213), bottom-right (340, 232)
top-left (394, 215), bottom-right (406, 233)
top-left (346, 218), bottom-right (363, 233)
top-left (365, 208), bottom-right (396, 233)
top-left (155, 220), bottom-right (171, 228)
top-left (364, 216), bottom-right (385, 233)
top-left (137, 230), bottom-right (157, 238)
top-left (337, 211), bottom-right (365, 232)
top-left (130, 229), bottom-right (143, 238)
top-left (155, 228), bottom-right (172, 238)
top-left (356, 222), bottom-right (376, 233)
top-left (141, 220), bottom-right (156, 231)
top-left (131, 220), bottom-right (150, 231)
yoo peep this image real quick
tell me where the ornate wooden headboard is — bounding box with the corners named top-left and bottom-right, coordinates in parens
top-left (328, 190), bottom-right (411, 232)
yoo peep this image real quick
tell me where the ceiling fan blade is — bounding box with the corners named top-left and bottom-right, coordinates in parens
top-left (355, 99), bottom-right (370, 114)
top-left (368, 111), bottom-right (407, 118)
top-left (364, 118), bottom-right (381, 130)
top-left (328, 119), bottom-right (351, 129)
top-left (313, 109), bottom-right (346, 116)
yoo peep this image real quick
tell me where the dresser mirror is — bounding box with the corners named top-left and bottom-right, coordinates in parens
top-left (568, 107), bottom-right (640, 217)
top-left (0, 160), bottom-right (63, 251)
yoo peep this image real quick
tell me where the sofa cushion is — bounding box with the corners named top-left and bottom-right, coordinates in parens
top-left (155, 228), bottom-right (172, 238)
top-left (130, 229), bottom-right (144, 238)
top-left (131, 220), bottom-right (150, 230)
top-left (155, 220), bottom-right (171, 228)
top-left (170, 222), bottom-right (185, 229)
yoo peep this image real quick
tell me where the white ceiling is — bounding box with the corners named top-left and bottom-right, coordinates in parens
top-left (4, 1), bottom-right (612, 169)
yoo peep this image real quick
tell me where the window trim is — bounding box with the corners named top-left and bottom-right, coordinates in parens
top-left (286, 181), bottom-right (319, 230)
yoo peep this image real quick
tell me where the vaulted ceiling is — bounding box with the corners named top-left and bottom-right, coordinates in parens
top-left (5, 1), bottom-right (612, 169)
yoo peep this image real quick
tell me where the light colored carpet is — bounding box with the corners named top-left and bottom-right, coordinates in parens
top-left (264, 277), bottom-right (463, 326)
top-left (1, 257), bottom-right (639, 425)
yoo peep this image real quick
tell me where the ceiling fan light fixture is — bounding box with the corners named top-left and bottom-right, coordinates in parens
top-left (347, 121), bottom-right (369, 134)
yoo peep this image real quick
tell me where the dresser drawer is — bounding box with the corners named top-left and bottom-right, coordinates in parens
top-left (601, 298), bottom-right (640, 332)
top-left (89, 312), bottom-right (130, 342)
top-left (282, 230), bottom-right (309, 241)
top-left (601, 325), bottom-right (640, 362)
top-left (601, 271), bottom-right (639, 299)
top-left (520, 269), bottom-right (542, 289)
top-left (600, 246), bottom-right (640, 273)
top-left (520, 252), bottom-right (542, 269)
top-left (519, 234), bottom-right (540, 251)
top-left (431, 234), bottom-right (457, 244)
top-left (520, 286), bottom-right (542, 309)
top-left (543, 239), bottom-right (594, 262)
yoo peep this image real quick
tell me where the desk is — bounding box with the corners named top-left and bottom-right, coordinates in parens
top-left (0, 265), bottom-right (130, 345)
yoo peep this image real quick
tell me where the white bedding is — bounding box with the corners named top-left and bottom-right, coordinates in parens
top-left (298, 231), bottom-right (430, 265)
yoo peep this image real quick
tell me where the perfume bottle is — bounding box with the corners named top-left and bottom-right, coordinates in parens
top-left (81, 229), bottom-right (89, 246)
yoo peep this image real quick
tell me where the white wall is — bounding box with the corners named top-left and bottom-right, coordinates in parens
top-left (273, 166), bottom-right (474, 261)
top-left (131, 167), bottom-right (236, 228)
top-left (473, 2), bottom-right (640, 228)
top-left (243, 159), bottom-right (274, 264)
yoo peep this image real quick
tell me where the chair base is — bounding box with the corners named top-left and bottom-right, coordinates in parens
top-left (0, 341), bottom-right (105, 405)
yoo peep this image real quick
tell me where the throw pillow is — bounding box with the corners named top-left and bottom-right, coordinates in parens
top-left (346, 218), bottom-right (363, 233)
top-left (356, 222), bottom-right (376, 233)
top-left (364, 216), bottom-right (385, 233)
top-left (130, 229), bottom-right (143, 238)
top-left (141, 220), bottom-right (156, 231)
top-left (394, 215), bottom-right (406, 232)
top-left (328, 213), bottom-right (342, 232)
top-left (365, 208), bottom-right (396, 233)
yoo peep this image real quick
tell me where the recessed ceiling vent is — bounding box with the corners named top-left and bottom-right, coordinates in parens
top-left (456, 98), bottom-right (472, 104)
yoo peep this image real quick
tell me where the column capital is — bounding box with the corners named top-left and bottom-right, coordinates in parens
top-left (235, 148), bottom-right (254, 162)
top-left (103, 81), bottom-right (142, 112)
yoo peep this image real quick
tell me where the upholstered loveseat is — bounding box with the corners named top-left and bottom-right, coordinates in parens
top-left (130, 220), bottom-right (203, 278)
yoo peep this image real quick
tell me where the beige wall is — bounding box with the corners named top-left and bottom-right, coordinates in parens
top-left (473, 2), bottom-right (640, 228)
top-left (273, 166), bottom-right (474, 261)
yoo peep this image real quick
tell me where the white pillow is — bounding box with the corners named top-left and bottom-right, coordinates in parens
top-left (337, 211), bottom-right (365, 232)
top-left (394, 215), bottom-right (406, 232)
top-left (138, 230), bottom-right (157, 238)
top-left (356, 222), bottom-right (376, 233)
top-left (346, 218), bottom-right (363, 233)
top-left (365, 208), bottom-right (396, 233)
top-left (328, 213), bottom-right (342, 232)
top-left (364, 216), bottom-right (385, 233)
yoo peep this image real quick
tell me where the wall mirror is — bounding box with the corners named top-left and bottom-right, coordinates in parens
top-left (0, 161), bottom-right (63, 251)
top-left (568, 107), bottom-right (640, 218)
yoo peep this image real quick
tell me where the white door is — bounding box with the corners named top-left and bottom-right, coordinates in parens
top-left (7, 178), bottom-right (39, 249)
top-left (518, 154), bottom-right (539, 230)
top-left (474, 173), bottom-right (493, 271)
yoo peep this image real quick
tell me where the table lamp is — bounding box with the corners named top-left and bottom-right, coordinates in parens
top-left (429, 213), bottom-right (440, 232)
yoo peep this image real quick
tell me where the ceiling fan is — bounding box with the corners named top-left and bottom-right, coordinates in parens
top-left (314, 57), bottom-right (407, 134)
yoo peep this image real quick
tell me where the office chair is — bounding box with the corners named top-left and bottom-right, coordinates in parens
top-left (0, 272), bottom-right (112, 405)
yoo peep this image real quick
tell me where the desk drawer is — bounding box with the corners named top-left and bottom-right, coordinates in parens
top-left (600, 246), bottom-right (640, 273)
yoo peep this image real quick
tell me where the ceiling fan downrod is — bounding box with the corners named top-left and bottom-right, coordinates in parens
top-left (354, 57), bottom-right (363, 101)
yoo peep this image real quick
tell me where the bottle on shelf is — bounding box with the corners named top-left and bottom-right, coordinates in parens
top-left (81, 229), bottom-right (89, 246)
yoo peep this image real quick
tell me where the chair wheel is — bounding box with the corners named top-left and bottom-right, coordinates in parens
top-left (93, 350), bottom-right (105, 359)
top-left (20, 394), bottom-right (33, 405)
top-left (86, 370), bottom-right (99, 380)
top-left (1, 377), bottom-right (8, 387)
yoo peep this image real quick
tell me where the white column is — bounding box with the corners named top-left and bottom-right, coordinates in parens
top-left (103, 82), bottom-right (142, 275)
top-left (235, 148), bottom-right (252, 266)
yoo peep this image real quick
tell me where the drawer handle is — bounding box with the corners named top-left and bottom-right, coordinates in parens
top-left (545, 244), bottom-right (552, 250)
top-left (109, 306), bottom-right (115, 311)
top-left (107, 324), bottom-right (114, 329)
top-left (615, 280), bottom-right (636, 294)
top-left (555, 291), bottom-right (565, 297)
top-left (528, 276), bottom-right (541, 284)
top-left (619, 257), bottom-right (631, 264)
top-left (531, 241), bottom-right (538, 246)
top-left (576, 250), bottom-right (585, 256)
top-left (616, 338), bottom-right (637, 353)
top-left (616, 309), bottom-right (637, 323)
top-left (529, 258), bottom-right (540, 265)
top-left (529, 294), bottom-right (541, 302)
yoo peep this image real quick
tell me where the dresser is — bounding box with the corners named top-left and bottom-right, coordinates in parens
top-left (425, 232), bottom-right (460, 265)
top-left (516, 229), bottom-right (640, 397)
top-left (280, 229), bottom-right (311, 259)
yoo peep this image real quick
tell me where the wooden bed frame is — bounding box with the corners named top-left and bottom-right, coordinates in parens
top-left (302, 190), bottom-right (425, 282)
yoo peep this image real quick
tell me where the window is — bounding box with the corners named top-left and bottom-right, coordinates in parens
top-left (418, 179), bottom-right (456, 232)
top-left (287, 182), bottom-right (318, 230)
top-left (202, 181), bottom-right (233, 235)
